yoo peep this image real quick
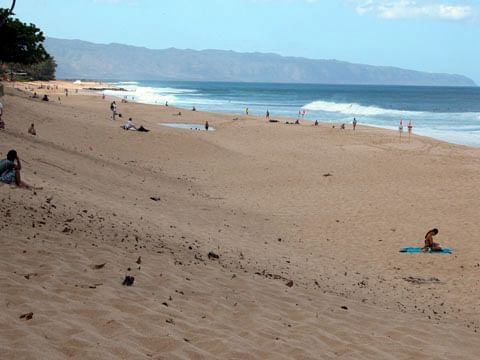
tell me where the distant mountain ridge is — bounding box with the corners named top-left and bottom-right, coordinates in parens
top-left (44, 37), bottom-right (476, 87)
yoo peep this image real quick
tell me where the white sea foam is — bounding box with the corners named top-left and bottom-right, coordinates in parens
top-left (114, 81), bottom-right (139, 85)
top-left (303, 100), bottom-right (421, 117)
top-left (104, 84), bottom-right (199, 105)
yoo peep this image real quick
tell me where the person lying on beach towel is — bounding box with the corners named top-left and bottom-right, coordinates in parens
top-left (422, 228), bottom-right (442, 252)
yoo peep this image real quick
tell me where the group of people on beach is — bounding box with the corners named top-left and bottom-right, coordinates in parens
top-left (109, 100), bottom-right (150, 132)
top-left (265, 108), bottom-right (359, 131)
top-left (1, 85), bottom-right (444, 252)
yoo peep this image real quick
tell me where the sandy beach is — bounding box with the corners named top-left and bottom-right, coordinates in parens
top-left (1, 81), bottom-right (480, 359)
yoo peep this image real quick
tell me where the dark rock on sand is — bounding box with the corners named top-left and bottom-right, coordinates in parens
top-left (208, 251), bottom-right (219, 260)
top-left (20, 312), bottom-right (33, 320)
top-left (122, 275), bottom-right (135, 286)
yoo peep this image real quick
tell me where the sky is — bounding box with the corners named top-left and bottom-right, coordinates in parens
top-left (4, 0), bottom-right (480, 84)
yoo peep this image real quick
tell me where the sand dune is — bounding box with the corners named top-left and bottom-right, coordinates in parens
top-left (1, 82), bottom-right (479, 359)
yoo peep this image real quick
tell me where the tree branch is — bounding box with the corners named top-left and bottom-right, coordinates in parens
top-left (0, 0), bottom-right (17, 28)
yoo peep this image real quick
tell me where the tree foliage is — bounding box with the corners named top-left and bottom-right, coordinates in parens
top-left (23, 57), bottom-right (57, 80)
top-left (0, 0), bottom-right (15, 28)
top-left (0, 8), bottom-right (51, 65)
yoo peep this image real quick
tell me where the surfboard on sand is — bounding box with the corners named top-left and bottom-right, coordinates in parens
top-left (400, 247), bottom-right (452, 254)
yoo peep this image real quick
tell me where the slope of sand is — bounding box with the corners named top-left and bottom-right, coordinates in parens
top-left (1, 82), bottom-right (480, 359)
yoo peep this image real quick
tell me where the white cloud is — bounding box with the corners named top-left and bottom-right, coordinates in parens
top-left (353, 0), bottom-right (475, 20)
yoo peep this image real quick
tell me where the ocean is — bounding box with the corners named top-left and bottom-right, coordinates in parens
top-left (103, 81), bottom-right (480, 147)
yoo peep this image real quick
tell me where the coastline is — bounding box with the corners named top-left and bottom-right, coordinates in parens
top-left (1, 80), bottom-right (480, 359)
top-left (101, 79), bottom-right (480, 149)
top-left (13, 79), bottom-right (480, 149)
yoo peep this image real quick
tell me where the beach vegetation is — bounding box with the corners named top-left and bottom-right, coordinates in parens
top-left (0, 7), bottom-right (56, 80)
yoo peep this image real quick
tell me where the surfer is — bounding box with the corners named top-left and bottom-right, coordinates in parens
top-left (422, 228), bottom-right (442, 252)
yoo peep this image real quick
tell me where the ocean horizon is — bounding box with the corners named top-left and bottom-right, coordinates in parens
top-left (101, 81), bottom-right (480, 147)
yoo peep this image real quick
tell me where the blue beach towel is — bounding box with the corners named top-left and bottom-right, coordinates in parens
top-left (400, 247), bottom-right (452, 254)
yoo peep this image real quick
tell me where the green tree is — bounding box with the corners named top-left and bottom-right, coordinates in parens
top-left (24, 57), bottom-right (57, 80)
top-left (0, 7), bottom-right (51, 65)
top-left (0, 0), bottom-right (15, 28)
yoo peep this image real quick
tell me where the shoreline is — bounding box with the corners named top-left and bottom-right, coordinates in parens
top-left (15, 79), bottom-right (477, 150)
top-left (100, 79), bottom-right (480, 149)
top-left (4, 80), bottom-right (480, 151)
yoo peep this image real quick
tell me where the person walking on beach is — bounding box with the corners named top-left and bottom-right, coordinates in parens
top-left (205, 121), bottom-right (209, 131)
top-left (0, 150), bottom-right (35, 189)
top-left (245, 108), bottom-right (249, 115)
top-left (353, 118), bottom-right (357, 131)
top-left (110, 101), bottom-right (117, 120)
top-left (266, 109), bottom-right (270, 120)
top-left (422, 228), bottom-right (442, 252)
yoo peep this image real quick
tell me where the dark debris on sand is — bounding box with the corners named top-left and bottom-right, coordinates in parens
top-left (122, 275), bottom-right (135, 286)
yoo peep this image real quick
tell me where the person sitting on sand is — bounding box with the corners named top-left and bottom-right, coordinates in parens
top-left (122, 118), bottom-right (137, 130)
top-left (28, 123), bottom-right (36, 136)
top-left (32, 92), bottom-right (38, 98)
top-left (314, 120), bottom-right (319, 126)
top-left (422, 228), bottom-right (442, 252)
top-left (295, 119), bottom-right (300, 125)
top-left (0, 150), bottom-right (35, 189)
top-left (42, 94), bottom-right (49, 102)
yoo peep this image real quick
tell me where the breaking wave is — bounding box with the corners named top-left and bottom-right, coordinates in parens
top-left (302, 100), bottom-right (422, 117)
